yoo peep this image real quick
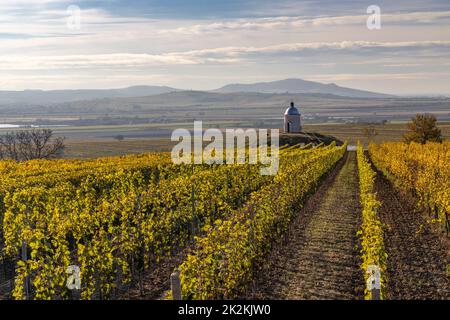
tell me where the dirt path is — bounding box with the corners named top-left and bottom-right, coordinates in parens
top-left (374, 173), bottom-right (449, 300)
top-left (246, 151), bottom-right (364, 299)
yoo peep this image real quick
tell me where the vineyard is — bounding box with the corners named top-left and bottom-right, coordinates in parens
top-left (369, 142), bottom-right (450, 234)
top-left (0, 142), bottom-right (448, 300)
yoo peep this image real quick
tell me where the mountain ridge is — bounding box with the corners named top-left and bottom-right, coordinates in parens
top-left (213, 78), bottom-right (392, 98)
top-left (0, 85), bottom-right (181, 104)
top-left (0, 78), bottom-right (393, 105)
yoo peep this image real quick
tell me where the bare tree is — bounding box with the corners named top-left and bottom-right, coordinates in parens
top-left (114, 134), bottom-right (125, 142)
top-left (362, 125), bottom-right (379, 142)
top-left (0, 129), bottom-right (65, 161)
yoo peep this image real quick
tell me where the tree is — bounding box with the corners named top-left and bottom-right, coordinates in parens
top-left (362, 126), bottom-right (379, 141)
top-left (0, 129), bottom-right (65, 161)
top-left (403, 114), bottom-right (442, 144)
top-left (114, 135), bottom-right (125, 142)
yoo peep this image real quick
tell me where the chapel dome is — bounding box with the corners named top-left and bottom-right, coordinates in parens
top-left (284, 102), bottom-right (300, 116)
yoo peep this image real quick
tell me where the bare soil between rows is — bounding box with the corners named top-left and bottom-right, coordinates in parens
top-left (76, 151), bottom-right (450, 300)
top-left (374, 171), bottom-right (449, 300)
top-left (245, 151), bottom-right (365, 299)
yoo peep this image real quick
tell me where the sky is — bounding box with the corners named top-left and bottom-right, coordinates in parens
top-left (1, 0), bottom-right (450, 95)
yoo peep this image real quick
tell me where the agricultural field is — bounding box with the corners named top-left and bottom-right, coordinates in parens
top-left (2, 0), bottom-right (450, 311)
top-left (57, 121), bottom-right (450, 158)
top-left (0, 141), bottom-right (448, 300)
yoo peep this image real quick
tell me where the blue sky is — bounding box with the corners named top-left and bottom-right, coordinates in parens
top-left (1, 0), bottom-right (450, 95)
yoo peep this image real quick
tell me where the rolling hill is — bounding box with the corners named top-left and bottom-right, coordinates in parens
top-left (214, 78), bottom-right (393, 98)
top-left (0, 85), bottom-right (180, 104)
top-left (0, 78), bottom-right (392, 105)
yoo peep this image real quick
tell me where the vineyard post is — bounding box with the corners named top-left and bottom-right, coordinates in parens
top-left (191, 184), bottom-right (198, 235)
top-left (367, 265), bottom-right (381, 300)
top-left (170, 270), bottom-right (182, 300)
top-left (191, 163), bottom-right (198, 235)
top-left (371, 287), bottom-right (381, 300)
top-left (21, 240), bottom-right (30, 300)
top-left (70, 287), bottom-right (81, 300)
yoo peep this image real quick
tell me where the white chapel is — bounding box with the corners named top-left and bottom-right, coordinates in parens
top-left (284, 102), bottom-right (302, 133)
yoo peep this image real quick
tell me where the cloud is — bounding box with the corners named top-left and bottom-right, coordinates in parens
top-left (382, 63), bottom-right (422, 67)
top-left (157, 11), bottom-right (450, 35)
top-left (1, 40), bottom-right (449, 71)
top-left (306, 72), bottom-right (450, 82)
top-left (0, 53), bottom-right (199, 70)
top-left (1, 1), bottom-right (450, 93)
top-left (175, 40), bottom-right (450, 60)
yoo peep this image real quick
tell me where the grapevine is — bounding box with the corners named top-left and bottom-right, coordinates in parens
top-left (369, 142), bottom-right (450, 234)
top-left (356, 142), bottom-right (387, 300)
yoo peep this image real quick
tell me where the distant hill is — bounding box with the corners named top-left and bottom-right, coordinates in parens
top-left (0, 79), bottom-right (393, 105)
top-left (0, 88), bottom-right (449, 126)
top-left (0, 78), bottom-right (393, 105)
top-left (0, 85), bottom-right (180, 104)
top-left (214, 78), bottom-right (393, 98)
